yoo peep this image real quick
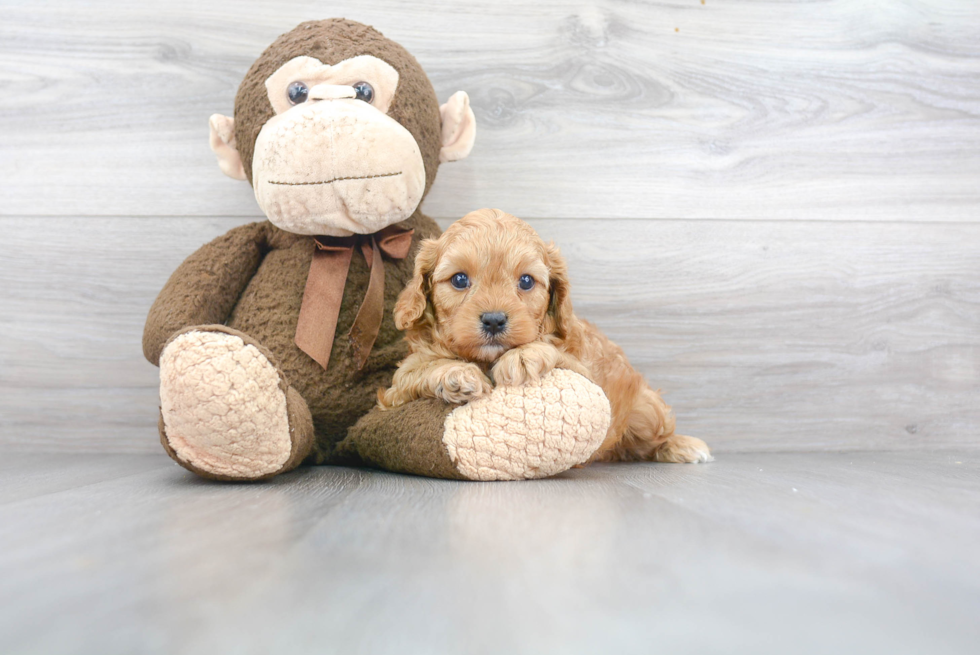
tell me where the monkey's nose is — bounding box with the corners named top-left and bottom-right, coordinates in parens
top-left (480, 312), bottom-right (508, 336)
top-left (308, 84), bottom-right (357, 101)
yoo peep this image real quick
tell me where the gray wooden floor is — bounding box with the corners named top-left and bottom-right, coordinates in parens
top-left (1, 451), bottom-right (977, 654)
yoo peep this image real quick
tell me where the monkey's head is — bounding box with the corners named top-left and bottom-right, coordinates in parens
top-left (209, 19), bottom-right (476, 236)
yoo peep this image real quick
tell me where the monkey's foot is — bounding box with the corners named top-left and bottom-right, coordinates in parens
top-left (158, 327), bottom-right (313, 481)
top-left (341, 369), bottom-right (612, 481)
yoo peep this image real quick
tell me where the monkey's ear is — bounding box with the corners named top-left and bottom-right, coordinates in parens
top-left (438, 91), bottom-right (476, 163)
top-left (208, 114), bottom-right (247, 181)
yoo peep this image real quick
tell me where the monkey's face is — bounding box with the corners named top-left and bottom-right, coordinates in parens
top-left (251, 55), bottom-right (425, 236)
top-left (209, 20), bottom-right (476, 237)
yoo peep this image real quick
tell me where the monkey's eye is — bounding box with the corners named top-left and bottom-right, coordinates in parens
top-left (352, 81), bottom-right (374, 103)
top-left (450, 273), bottom-right (470, 290)
top-left (518, 274), bottom-right (535, 291)
top-left (287, 81), bottom-right (309, 105)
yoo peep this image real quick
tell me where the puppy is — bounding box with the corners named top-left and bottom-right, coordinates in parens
top-left (378, 209), bottom-right (711, 463)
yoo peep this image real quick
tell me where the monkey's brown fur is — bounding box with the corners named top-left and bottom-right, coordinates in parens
top-left (144, 20), bottom-right (443, 465)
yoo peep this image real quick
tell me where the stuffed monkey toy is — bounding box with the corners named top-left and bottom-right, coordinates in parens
top-left (143, 19), bottom-right (611, 482)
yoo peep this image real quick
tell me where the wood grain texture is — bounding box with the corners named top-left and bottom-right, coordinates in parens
top-left (1, 451), bottom-right (977, 654)
top-left (1, 216), bottom-right (977, 454)
top-left (1, 0), bottom-right (979, 220)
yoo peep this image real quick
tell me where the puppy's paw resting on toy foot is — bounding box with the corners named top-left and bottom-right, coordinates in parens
top-left (158, 327), bottom-right (313, 481)
top-left (377, 358), bottom-right (493, 409)
top-left (491, 342), bottom-right (562, 387)
top-left (434, 363), bottom-right (493, 405)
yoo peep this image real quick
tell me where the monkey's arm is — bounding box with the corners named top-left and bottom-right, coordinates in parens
top-left (143, 221), bottom-right (268, 366)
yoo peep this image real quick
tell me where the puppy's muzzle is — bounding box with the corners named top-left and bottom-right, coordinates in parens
top-left (480, 311), bottom-right (508, 337)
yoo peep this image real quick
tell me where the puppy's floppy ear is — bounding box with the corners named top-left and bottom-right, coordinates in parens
top-left (545, 242), bottom-right (574, 339)
top-left (394, 238), bottom-right (439, 333)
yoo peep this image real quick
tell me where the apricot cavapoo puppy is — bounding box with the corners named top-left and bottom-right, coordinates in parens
top-left (378, 208), bottom-right (711, 464)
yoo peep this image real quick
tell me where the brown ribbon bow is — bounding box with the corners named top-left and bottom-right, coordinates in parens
top-left (295, 225), bottom-right (415, 371)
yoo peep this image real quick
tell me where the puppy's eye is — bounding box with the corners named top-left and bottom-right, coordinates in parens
top-left (518, 274), bottom-right (535, 290)
top-left (287, 81), bottom-right (309, 105)
top-left (353, 81), bottom-right (374, 103)
top-left (450, 273), bottom-right (470, 290)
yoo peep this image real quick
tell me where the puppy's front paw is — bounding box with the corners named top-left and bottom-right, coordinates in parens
top-left (435, 364), bottom-right (493, 405)
top-left (491, 343), bottom-right (559, 387)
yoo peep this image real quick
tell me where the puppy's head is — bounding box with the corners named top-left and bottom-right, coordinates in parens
top-left (395, 208), bottom-right (573, 362)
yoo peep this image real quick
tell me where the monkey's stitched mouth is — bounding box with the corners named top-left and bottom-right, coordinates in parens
top-left (266, 171), bottom-right (402, 186)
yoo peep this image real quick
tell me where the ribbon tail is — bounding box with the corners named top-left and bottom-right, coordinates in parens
top-left (295, 246), bottom-right (354, 369)
top-left (348, 237), bottom-right (386, 371)
top-left (377, 226), bottom-right (415, 259)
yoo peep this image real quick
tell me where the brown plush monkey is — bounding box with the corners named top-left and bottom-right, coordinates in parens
top-left (144, 19), bottom-right (610, 481)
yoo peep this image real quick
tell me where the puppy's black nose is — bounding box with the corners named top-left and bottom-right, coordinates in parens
top-left (480, 312), bottom-right (508, 336)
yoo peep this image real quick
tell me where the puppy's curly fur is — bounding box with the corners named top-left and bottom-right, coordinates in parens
top-left (379, 209), bottom-right (711, 463)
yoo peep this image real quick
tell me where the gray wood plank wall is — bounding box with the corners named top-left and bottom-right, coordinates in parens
top-left (1, 0), bottom-right (978, 454)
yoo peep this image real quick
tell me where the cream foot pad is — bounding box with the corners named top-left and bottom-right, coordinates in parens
top-left (159, 330), bottom-right (292, 479)
top-left (443, 369), bottom-right (611, 481)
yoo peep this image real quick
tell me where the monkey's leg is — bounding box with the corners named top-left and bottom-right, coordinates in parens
top-left (338, 369), bottom-right (610, 481)
top-left (157, 326), bottom-right (314, 481)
